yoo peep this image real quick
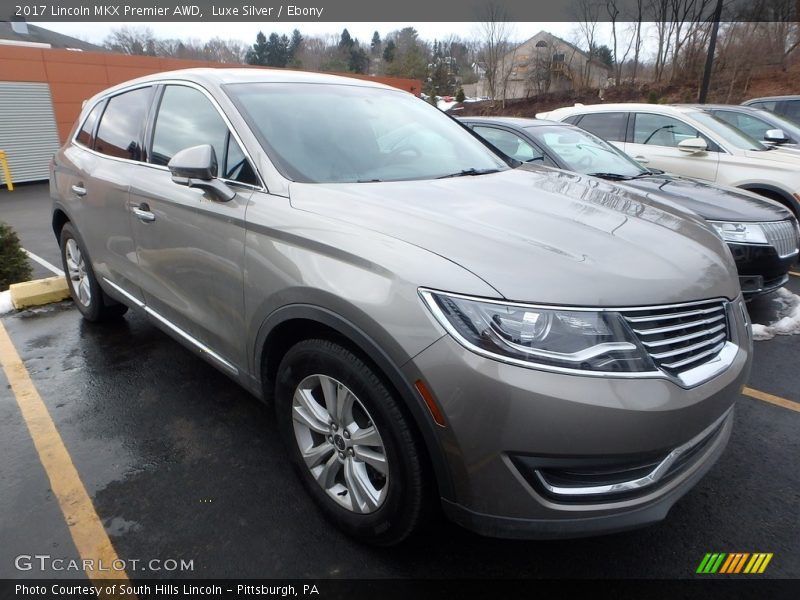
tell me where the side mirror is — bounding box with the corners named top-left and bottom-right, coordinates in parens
top-left (168, 144), bottom-right (235, 202)
top-left (764, 128), bottom-right (789, 144)
top-left (677, 137), bottom-right (708, 154)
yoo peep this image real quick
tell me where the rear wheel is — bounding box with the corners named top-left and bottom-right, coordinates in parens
top-left (275, 338), bottom-right (429, 545)
top-left (59, 222), bottom-right (127, 322)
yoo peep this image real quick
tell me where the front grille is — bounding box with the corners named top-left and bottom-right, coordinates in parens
top-left (761, 219), bottom-right (799, 258)
top-left (621, 300), bottom-right (730, 376)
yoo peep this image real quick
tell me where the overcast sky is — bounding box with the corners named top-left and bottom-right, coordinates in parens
top-left (39, 21), bottom-right (609, 49)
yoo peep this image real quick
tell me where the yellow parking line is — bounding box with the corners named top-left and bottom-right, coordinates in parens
top-left (0, 321), bottom-right (132, 591)
top-left (743, 386), bottom-right (800, 413)
top-left (790, 271), bottom-right (800, 278)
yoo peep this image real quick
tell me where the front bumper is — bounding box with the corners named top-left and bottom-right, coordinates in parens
top-left (729, 242), bottom-right (797, 298)
top-left (403, 305), bottom-right (750, 539)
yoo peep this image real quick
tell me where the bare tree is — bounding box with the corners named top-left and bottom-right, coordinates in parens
top-left (649, 0), bottom-right (676, 82)
top-left (629, 0), bottom-right (645, 83)
top-left (103, 27), bottom-right (158, 55)
top-left (572, 0), bottom-right (602, 88)
top-left (476, 2), bottom-right (516, 105)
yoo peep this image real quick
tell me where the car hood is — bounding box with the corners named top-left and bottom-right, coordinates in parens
top-left (288, 166), bottom-right (739, 306)
top-left (618, 174), bottom-right (792, 222)
top-left (743, 147), bottom-right (800, 164)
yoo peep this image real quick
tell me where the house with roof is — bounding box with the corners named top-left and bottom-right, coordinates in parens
top-left (474, 30), bottom-right (612, 101)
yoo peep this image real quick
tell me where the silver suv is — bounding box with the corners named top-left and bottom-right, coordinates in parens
top-left (50, 69), bottom-right (752, 545)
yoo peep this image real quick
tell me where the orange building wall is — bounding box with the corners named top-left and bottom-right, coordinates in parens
top-left (0, 46), bottom-right (422, 143)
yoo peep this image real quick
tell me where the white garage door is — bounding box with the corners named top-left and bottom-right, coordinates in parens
top-left (0, 81), bottom-right (61, 184)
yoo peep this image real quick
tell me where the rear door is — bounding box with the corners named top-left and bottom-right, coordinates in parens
top-left (59, 87), bottom-right (155, 304)
top-left (128, 83), bottom-right (260, 372)
top-left (623, 112), bottom-right (719, 181)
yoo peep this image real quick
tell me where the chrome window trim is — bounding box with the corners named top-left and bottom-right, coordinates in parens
top-left (419, 288), bottom-right (742, 388)
top-left (534, 406), bottom-right (733, 498)
top-left (70, 79), bottom-right (267, 192)
top-left (102, 277), bottom-right (239, 376)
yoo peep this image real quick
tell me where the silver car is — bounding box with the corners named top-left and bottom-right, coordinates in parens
top-left (50, 69), bottom-right (752, 545)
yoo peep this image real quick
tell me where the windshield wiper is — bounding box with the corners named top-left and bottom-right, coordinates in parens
top-left (437, 168), bottom-right (500, 179)
top-left (586, 172), bottom-right (633, 180)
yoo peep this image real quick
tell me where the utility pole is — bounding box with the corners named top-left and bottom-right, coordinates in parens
top-left (698, 0), bottom-right (724, 103)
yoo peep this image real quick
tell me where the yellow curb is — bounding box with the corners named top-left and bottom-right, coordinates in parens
top-left (9, 276), bottom-right (70, 309)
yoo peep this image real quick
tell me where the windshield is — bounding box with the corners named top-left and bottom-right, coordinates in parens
top-left (689, 111), bottom-right (767, 151)
top-left (525, 125), bottom-right (648, 177)
top-left (225, 82), bottom-right (508, 183)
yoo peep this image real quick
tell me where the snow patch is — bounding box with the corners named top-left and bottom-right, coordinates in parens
top-left (750, 288), bottom-right (800, 341)
top-left (0, 290), bottom-right (14, 315)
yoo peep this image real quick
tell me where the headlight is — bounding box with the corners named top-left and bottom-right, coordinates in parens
top-left (708, 221), bottom-right (768, 244)
top-left (420, 290), bottom-right (656, 373)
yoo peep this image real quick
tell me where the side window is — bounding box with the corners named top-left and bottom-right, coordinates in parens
top-left (75, 102), bottom-right (103, 149)
top-left (472, 126), bottom-right (544, 163)
top-left (95, 87), bottom-right (154, 160)
top-left (781, 100), bottom-right (800, 122)
top-left (574, 112), bottom-right (627, 142)
top-left (632, 113), bottom-right (699, 147)
top-left (223, 131), bottom-right (259, 185)
top-left (562, 115), bottom-right (581, 125)
top-left (750, 100), bottom-right (775, 112)
top-left (150, 85), bottom-right (257, 185)
top-left (713, 111), bottom-right (769, 140)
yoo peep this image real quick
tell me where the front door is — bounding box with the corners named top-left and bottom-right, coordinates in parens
top-left (128, 84), bottom-right (260, 371)
top-left (624, 112), bottom-right (719, 182)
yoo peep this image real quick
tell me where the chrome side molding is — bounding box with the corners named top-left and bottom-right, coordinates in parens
top-left (102, 277), bottom-right (239, 376)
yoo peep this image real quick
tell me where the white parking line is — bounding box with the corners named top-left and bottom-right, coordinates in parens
top-left (23, 249), bottom-right (64, 277)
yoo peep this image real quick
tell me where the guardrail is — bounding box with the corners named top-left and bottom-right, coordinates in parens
top-left (0, 150), bottom-right (13, 191)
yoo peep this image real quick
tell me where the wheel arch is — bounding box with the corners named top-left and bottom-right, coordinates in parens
top-left (737, 184), bottom-right (799, 217)
top-left (254, 303), bottom-right (455, 501)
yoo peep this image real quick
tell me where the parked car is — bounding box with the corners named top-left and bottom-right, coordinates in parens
top-left (742, 95), bottom-right (800, 124)
top-left (51, 69), bottom-right (751, 545)
top-left (690, 104), bottom-right (800, 148)
top-left (536, 103), bottom-right (800, 218)
top-left (461, 116), bottom-right (800, 298)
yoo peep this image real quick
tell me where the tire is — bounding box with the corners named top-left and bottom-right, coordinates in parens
top-left (59, 222), bottom-right (128, 322)
top-left (275, 338), bottom-right (430, 546)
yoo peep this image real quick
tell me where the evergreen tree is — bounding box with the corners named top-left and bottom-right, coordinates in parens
top-left (370, 31), bottom-right (381, 56)
top-left (0, 222), bottom-right (32, 291)
top-left (265, 33), bottom-right (289, 67)
top-left (455, 88), bottom-right (465, 102)
top-left (339, 29), bottom-right (354, 51)
top-left (348, 45), bottom-right (369, 73)
top-left (288, 29), bottom-right (303, 65)
top-left (245, 31), bottom-right (268, 66)
top-left (382, 39), bottom-right (396, 62)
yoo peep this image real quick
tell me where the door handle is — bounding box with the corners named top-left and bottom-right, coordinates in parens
top-left (132, 203), bottom-right (156, 223)
top-left (71, 184), bottom-right (87, 196)
top-left (633, 155), bottom-right (650, 164)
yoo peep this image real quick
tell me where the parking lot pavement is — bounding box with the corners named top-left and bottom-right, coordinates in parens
top-left (1, 286), bottom-right (799, 580)
top-left (1, 183), bottom-right (798, 580)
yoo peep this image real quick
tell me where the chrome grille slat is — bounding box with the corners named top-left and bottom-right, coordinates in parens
top-left (621, 299), bottom-right (731, 377)
top-left (661, 341), bottom-right (727, 370)
top-left (761, 220), bottom-right (799, 258)
top-left (649, 332), bottom-right (727, 360)
top-left (631, 313), bottom-right (725, 335)
top-left (625, 305), bottom-right (724, 323)
top-left (640, 323), bottom-right (726, 348)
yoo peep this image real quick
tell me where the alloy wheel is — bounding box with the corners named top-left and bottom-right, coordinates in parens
top-left (291, 374), bottom-right (389, 514)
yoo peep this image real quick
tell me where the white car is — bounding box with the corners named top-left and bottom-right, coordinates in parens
top-left (537, 103), bottom-right (800, 218)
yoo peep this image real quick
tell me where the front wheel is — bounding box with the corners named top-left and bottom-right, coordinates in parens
top-left (275, 339), bottom-right (430, 545)
top-left (59, 222), bottom-right (127, 322)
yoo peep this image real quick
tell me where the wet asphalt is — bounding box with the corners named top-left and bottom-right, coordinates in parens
top-left (0, 183), bottom-right (798, 580)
